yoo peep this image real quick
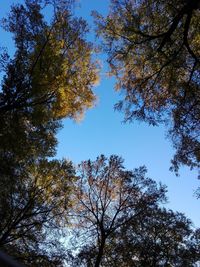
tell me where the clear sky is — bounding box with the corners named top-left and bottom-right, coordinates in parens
top-left (1, 0), bottom-right (199, 227)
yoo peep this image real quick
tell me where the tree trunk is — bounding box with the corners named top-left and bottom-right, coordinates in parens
top-left (94, 238), bottom-right (105, 267)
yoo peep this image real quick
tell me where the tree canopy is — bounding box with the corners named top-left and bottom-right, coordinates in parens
top-left (69, 155), bottom-right (167, 266)
top-left (102, 207), bottom-right (199, 267)
top-left (0, 0), bottom-right (99, 265)
top-left (94, 0), bottom-right (200, 174)
top-left (0, 159), bottom-right (75, 266)
top-left (69, 155), bottom-right (200, 267)
top-left (0, 1), bottom-right (200, 266)
top-left (0, 0), bottom-right (99, 176)
top-left (1, 0), bottom-right (99, 120)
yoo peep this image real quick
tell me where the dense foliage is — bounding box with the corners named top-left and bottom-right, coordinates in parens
top-left (94, 0), bottom-right (200, 174)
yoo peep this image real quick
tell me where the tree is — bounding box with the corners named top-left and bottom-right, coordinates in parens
top-left (73, 206), bottom-right (200, 267)
top-left (0, 159), bottom-right (76, 266)
top-left (70, 155), bottom-right (167, 267)
top-left (0, 0), bottom-right (99, 183)
top-left (101, 207), bottom-right (200, 267)
top-left (94, 0), bottom-right (200, 174)
top-left (1, 0), bottom-right (98, 120)
top-left (0, 0), bottom-right (99, 265)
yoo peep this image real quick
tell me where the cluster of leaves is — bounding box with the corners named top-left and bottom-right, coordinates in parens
top-left (1, 0), bottom-right (99, 120)
top-left (93, 0), bottom-right (200, 174)
top-left (0, 0), bottom-right (99, 181)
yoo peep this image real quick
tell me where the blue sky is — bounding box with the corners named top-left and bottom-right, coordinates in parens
top-left (1, 0), bottom-right (199, 227)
